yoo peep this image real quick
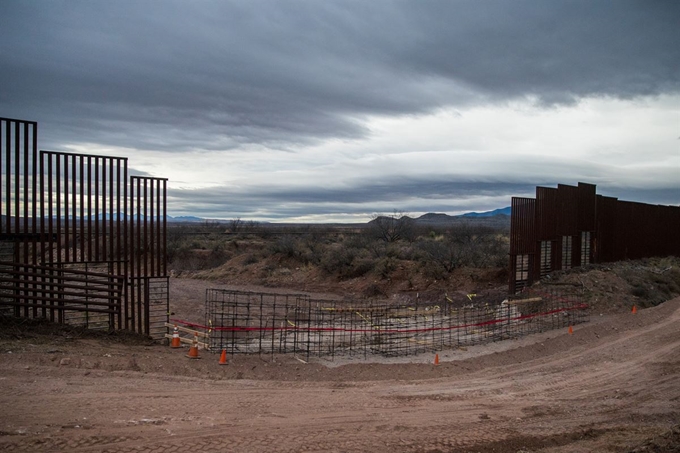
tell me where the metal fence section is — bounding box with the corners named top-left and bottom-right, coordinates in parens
top-left (509, 182), bottom-right (680, 293)
top-left (0, 260), bottom-right (124, 328)
top-left (0, 116), bottom-right (169, 338)
top-left (129, 176), bottom-right (168, 334)
top-left (204, 287), bottom-right (587, 361)
top-left (1, 118), bottom-right (38, 240)
top-left (130, 276), bottom-right (170, 339)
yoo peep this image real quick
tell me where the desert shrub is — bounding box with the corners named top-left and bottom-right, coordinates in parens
top-left (421, 260), bottom-right (450, 281)
top-left (417, 238), bottom-right (468, 274)
top-left (650, 271), bottom-right (680, 297)
top-left (319, 245), bottom-right (376, 279)
top-left (348, 258), bottom-right (377, 278)
top-left (621, 262), bottom-right (680, 307)
top-left (630, 284), bottom-right (649, 299)
top-left (301, 232), bottom-right (337, 265)
top-left (270, 235), bottom-right (304, 259)
top-left (365, 238), bottom-right (388, 259)
top-left (319, 246), bottom-right (354, 274)
top-left (375, 257), bottom-right (398, 279)
top-left (242, 253), bottom-right (259, 265)
top-left (416, 225), bottom-right (509, 276)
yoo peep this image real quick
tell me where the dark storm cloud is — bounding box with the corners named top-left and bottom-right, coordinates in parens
top-left (169, 177), bottom-right (680, 221)
top-left (1, 0), bottom-right (678, 150)
top-left (167, 179), bottom-right (538, 219)
top-left (175, 179), bottom-right (534, 205)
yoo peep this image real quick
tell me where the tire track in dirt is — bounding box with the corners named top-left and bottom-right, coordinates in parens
top-left (1, 298), bottom-right (679, 452)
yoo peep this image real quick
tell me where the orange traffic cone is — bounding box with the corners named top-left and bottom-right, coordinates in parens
top-left (219, 349), bottom-right (228, 365)
top-left (187, 334), bottom-right (200, 359)
top-left (434, 353), bottom-right (440, 366)
top-left (632, 305), bottom-right (637, 314)
top-left (170, 325), bottom-right (181, 348)
top-left (568, 325), bottom-right (573, 335)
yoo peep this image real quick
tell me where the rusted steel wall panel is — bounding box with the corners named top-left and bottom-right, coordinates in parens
top-left (535, 187), bottom-right (559, 241)
top-left (556, 184), bottom-right (579, 236)
top-left (509, 197), bottom-right (536, 294)
top-left (595, 195), bottom-right (618, 263)
top-left (556, 184), bottom-right (579, 270)
top-left (510, 181), bottom-right (680, 294)
top-left (659, 205), bottom-right (680, 257)
top-left (535, 187), bottom-right (560, 278)
top-left (615, 201), bottom-right (636, 260)
top-left (509, 197), bottom-right (536, 254)
top-left (577, 182), bottom-right (597, 232)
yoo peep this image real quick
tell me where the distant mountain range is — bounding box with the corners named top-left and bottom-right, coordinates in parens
top-left (460, 206), bottom-right (512, 218)
top-left (168, 215), bottom-right (204, 222)
top-left (168, 207), bottom-right (512, 224)
top-left (405, 207), bottom-right (511, 227)
top-left (1, 207), bottom-right (511, 225)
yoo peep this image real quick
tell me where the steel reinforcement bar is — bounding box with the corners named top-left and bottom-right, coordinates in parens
top-left (202, 287), bottom-right (587, 360)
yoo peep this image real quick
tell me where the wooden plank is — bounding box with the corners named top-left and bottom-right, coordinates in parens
top-left (164, 322), bottom-right (209, 338)
top-left (507, 297), bottom-right (543, 305)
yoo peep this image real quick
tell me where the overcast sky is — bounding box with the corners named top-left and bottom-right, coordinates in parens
top-left (2, 1), bottom-right (678, 222)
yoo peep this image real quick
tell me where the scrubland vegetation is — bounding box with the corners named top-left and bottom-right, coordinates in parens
top-left (166, 216), bottom-right (510, 290)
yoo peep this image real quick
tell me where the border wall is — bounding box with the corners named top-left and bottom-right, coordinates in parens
top-left (200, 287), bottom-right (587, 360)
top-left (0, 117), bottom-right (170, 338)
top-left (509, 182), bottom-right (680, 294)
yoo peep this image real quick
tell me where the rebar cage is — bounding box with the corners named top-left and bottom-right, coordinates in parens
top-left (206, 287), bottom-right (588, 361)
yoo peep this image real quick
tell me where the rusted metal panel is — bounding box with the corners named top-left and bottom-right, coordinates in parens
top-left (556, 184), bottom-right (579, 236)
top-left (535, 187), bottom-right (561, 279)
top-left (509, 197), bottom-right (536, 255)
top-left (535, 186), bottom-right (559, 241)
top-left (595, 195), bottom-right (618, 263)
top-left (509, 197), bottom-right (536, 294)
top-left (555, 184), bottom-right (579, 270)
top-left (577, 182), bottom-right (597, 232)
top-left (509, 181), bottom-right (680, 294)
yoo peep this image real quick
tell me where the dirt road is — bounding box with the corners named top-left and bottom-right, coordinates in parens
top-left (1, 296), bottom-right (679, 452)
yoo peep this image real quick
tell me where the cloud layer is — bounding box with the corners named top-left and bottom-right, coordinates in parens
top-left (1, 1), bottom-right (678, 220)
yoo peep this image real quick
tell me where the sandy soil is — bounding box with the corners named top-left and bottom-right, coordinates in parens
top-left (1, 281), bottom-right (679, 452)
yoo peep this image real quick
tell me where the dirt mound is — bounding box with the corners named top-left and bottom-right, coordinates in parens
top-left (0, 316), bottom-right (154, 346)
top-left (535, 256), bottom-right (680, 314)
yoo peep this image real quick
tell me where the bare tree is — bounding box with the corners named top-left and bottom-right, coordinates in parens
top-left (369, 210), bottom-right (415, 242)
top-left (229, 217), bottom-right (243, 233)
top-left (419, 223), bottom-right (508, 275)
top-left (418, 238), bottom-right (468, 273)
